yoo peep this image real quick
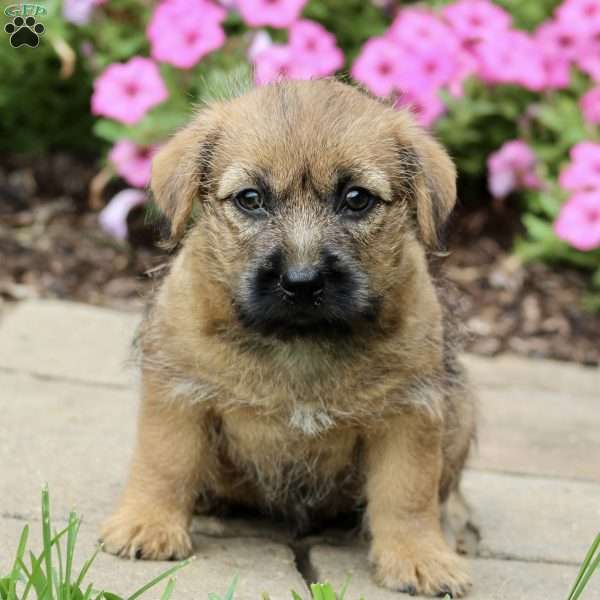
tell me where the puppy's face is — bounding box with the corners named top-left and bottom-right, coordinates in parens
top-left (151, 80), bottom-right (456, 339)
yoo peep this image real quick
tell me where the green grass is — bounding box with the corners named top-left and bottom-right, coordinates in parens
top-left (1, 489), bottom-right (599, 600)
top-left (0, 488), bottom-right (192, 600)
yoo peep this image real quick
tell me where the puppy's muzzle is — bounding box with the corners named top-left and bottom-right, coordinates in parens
top-left (279, 266), bottom-right (325, 306)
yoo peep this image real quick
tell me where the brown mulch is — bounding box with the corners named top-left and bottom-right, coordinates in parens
top-left (1, 155), bottom-right (599, 366)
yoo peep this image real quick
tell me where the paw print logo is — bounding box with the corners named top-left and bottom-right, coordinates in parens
top-left (5, 16), bottom-right (45, 48)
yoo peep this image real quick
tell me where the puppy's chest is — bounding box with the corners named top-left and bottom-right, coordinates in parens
top-left (216, 408), bottom-right (363, 506)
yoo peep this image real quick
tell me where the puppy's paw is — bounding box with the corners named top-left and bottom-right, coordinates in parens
top-left (370, 540), bottom-right (472, 597)
top-left (100, 510), bottom-right (192, 561)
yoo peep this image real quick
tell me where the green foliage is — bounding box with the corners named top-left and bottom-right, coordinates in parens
top-left (1, 487), bottom-right (191, 600)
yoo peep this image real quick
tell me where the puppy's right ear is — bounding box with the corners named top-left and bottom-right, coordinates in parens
top-left (150, 108), bottom-right (220, 242)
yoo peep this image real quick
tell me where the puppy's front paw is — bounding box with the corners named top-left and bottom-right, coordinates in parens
top-left (370, 539), bottom-right (472, 597)
top-left (100, 509), bottom-right (192, 561)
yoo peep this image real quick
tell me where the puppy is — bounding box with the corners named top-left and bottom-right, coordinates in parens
top-left (101, 79), bottom-right (476, 598)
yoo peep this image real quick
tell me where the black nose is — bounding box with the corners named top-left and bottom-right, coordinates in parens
top-left (280, 266), bottom-right (324, 303)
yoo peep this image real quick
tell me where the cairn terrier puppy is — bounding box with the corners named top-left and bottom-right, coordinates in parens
top-left (101, 79), bottom-right (476, 598)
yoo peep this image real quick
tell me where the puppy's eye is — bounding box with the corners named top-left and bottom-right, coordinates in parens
top-left (235, 189), bottom-right (264, 214)
top-left (340, 187), bottom-right (375, 215)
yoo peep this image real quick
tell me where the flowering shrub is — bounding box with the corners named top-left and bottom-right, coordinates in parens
top-left (4, 0), bottom-right (599, 294)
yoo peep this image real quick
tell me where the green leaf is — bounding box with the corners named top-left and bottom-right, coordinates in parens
top-left (569, 533), bottom-right (600, 600)
top-left (127, 557), bottom-right (194, 600)
top-left (93, 120), bottom-right (129, 144)
top-left (223, 576), bottom-right (239, 600)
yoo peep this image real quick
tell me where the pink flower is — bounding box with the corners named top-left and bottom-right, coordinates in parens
top-left (556, 0), bottom-right (600, 37)
top-left (397, 45), bottom-right (460, 95)
top-left (237, 0), bottom-right (307, 28)
top-left (554, 191), bottom-right (600, 251)
top-left (559, 142), bottom-right (600, 192)
top-left (99, 189), bottom-right (147, 241)
top-left (475, 30), bottom-right (546, 91)
top-left (534, 19), bottom-right (579, 89)
top-left (351, 37), bottom-right (402, 97)
top-left (253, 44), bottom-right (312, 85)
top-left (288, 20), bottom-right (344, 77)
top-left (443, 0), bottom-right (511, 43)
top-left (581, 86), bottom-right (600, 124)
top-left (396, 90), bottom-right (445, 128)
top-left (147, 0), bottom-right (226, 69)
top-left (247, 30), bottom-right (273, 61)
top-left (487, 140), bottom-right (541, 198)
top-left (109, 140), bottom-right (159, 188)
top-left (91, 57), bottom-right (168, 125)
top-left (577, 36), bottom-right (600, 82)
top-left (63, 0), bottom-right (103, 24)
top-left (388, 8), bottom-right (460, 54)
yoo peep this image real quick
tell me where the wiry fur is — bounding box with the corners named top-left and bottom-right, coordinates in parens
top-left (101, 80), bottom-right (476, 598)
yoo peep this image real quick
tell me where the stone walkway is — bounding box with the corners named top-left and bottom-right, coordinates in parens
top-left (0, 299), bottom-right (599, 600)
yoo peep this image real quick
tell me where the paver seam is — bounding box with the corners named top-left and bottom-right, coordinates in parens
top-left (466, 467), bottom-right (600, 486)
top-left (0, 366), bottom-right (135, 391)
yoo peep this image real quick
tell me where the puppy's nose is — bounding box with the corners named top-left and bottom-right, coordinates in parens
top-left (280, 267), bottom-right (324, 303)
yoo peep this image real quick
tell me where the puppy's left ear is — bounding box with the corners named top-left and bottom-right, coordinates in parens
top-left (150, 107), bottom-right (220, 242)
top-left (400, 119), bottom-right (457, 249)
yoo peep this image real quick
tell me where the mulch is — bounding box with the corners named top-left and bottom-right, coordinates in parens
top-left (1, 154), bottom-right (599, 366)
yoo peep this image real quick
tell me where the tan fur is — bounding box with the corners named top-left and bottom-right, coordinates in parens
top-left (101, 80), bottom-right (476, 597)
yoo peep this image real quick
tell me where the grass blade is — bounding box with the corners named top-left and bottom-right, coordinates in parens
top-left (41, 487), bottom-right (55, 600)
top-left (223, 576), bottom-right (238, 600)
top-left (65, 512), bottom-right (80, 600)
top-left (127, 557), bottom-right (194, 600)
top-left (338, 575), bottom-right (351, 600)
top-left (74, 544), bottom-right (102, 590)
top-left (570, 544), bottom-right (600, 600)
top-left (568, 533), bottom-right (600, 600)
top-left (8, 524), bottom-right (29, 600)
top-left (159, 578), bottom-right (176, 600)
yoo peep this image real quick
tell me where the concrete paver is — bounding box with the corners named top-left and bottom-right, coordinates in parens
top-left (464, 354), bottom-right (600, 398)
top-left (0, 517), bottom-right (308, 600)
top-left (463, 470), bottom-right (600, 565)
top-left (309, 544), bottom-right (600, 600)
top-left (0, 371), bottom-right (136, 524)
top-left (0, 300), bottom-right (139, 386)
top-left (469, 385), bottom-right (600, 482)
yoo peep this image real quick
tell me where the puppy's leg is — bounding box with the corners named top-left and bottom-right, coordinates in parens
top-left (366, 411), bottom-right (472, 597)
top-left (101, 374), bottom-right (212, 560)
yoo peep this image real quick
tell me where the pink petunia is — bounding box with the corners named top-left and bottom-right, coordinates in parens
top-left (351, 37), bottom-right (402, 98)
top-left (396, 89), bottom-right (446, 128)
top-left (396, 45), bottom-right (460, 96)
top-left (288, 20), bottom-right (344, 77)
top-left (147, 0), bottom-right (226, 69)
top-left (559, 142), bottom-right (600, 192)
top-left (388, 7), bottom-right (460, 54)
top-left (475, 30), bottom-right (546, 91)
top-left (577, 36), bottom-right (600, 82)
top-left (99, 189), bottom-right (147, 241)
top-left (63, 0), bottom-right (104, 24)
top-left (581, 86), bottom-right (600, 124)
top-left (555, 0), bottom-right (600, 37)
top-left (91, 57), bottom-right (168, 125)
top-left (253, 44), bottom-right (313, 86)
top-left (109, 140), bottom-right (159, 188)
top-left (247, 30), bottom-right (273, 62)
top-left (443, 0), bottom-right (511, 43)
top-left (236, 0), bottom-right (307, 28)
top-left (487, 140), bottom-right (541, 198)
top-left (554, 191), bottom-right (600, 251)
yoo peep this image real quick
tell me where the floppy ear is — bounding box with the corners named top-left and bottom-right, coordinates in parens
top-left (398, 118), bottom-right (457, 249)
top-left (150, 108), bottom-right (220, 242)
